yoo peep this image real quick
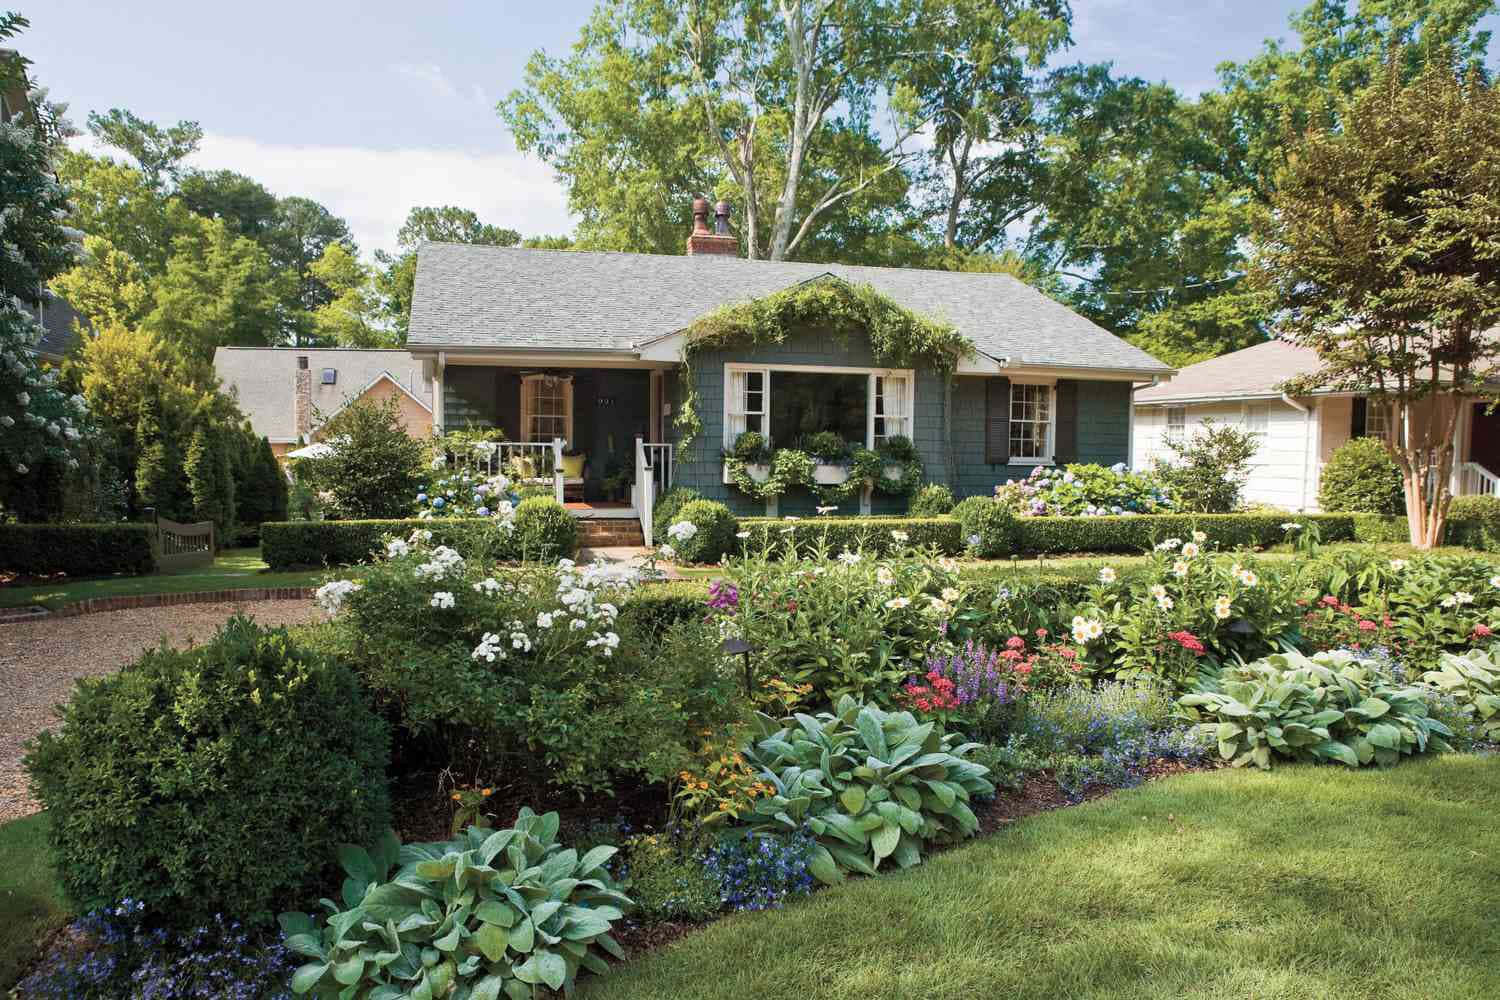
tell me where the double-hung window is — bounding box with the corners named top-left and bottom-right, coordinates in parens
top-left (1365, 400), bottom-right (1394, 443)
top-left (727, 369), bottom-right (767, 439)
top-left (1009, 381), bottom-right (1053, 462)
top-left (521, 374), bottom-right (572, 445)
top-left (1165, 406), bottom-right (1186, 442)
top-left (873, 374), bottom-right (911, 445)
top-left (1243, 403), bottom-right (1270, 436)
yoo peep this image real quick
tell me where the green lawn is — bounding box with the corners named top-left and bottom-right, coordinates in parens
top-left (584, 757), bottom-right (1500, 1000)
top-left (0, 548), bottom-right (328, 610)
top-left (0, 813), bottom-right (68, 990)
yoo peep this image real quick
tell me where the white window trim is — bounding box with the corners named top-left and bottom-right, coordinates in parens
top-left (1241, 401), bottom-right (1271, 437)
top-left (1006, 377), bottom-right (1056, 465)
top-left (722, 363), bottom-right (916, 450)
top-left (521, 374), bottom-right (574, 446)
top-left (1165, 406), bottom-right (1187, 443)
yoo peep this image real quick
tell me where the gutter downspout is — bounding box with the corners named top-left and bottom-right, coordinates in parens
top-left (1282, 393), bottom-right (1312, 511)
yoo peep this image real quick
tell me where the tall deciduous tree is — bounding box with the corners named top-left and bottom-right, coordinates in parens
top-left (1253, 54), bottom-right (1500, 549)
top-left (308, 243), bottom-right (392, 347)
top-left (85, 107), bottom-right (202, 190)
top-left (375, 206), bottom-right (521, 338)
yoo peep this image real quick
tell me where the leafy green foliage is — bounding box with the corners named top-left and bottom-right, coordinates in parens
top-left (1176, 650), bottom-right (1452, 769)
top-left (1318, 437), bottom-right (1406, 514)
top-left (1153, 419), bottom-right (1260, 513)
top-left (185, 426), bottom-right (237, 544)
top-left (738, 698), bottom-right (993, 884)
top-left (908, 484), bottom-right (955, 517)
top-left (1445, 495), bottom-right (1500, 550)
top-left (1001, 463), bottom-right (1174, 517)
top-left (1422, 647), bottom-right (1500, 742)
top-left (622, 835), bottom-right (721, 923)
top-left (653, 487), bottom-right (702, 533)
top-left (282, 810), bottom-right (631, 999)
top-left (664, 499), bottom-right (736, 564)
top-left (312, 396), bottom-right (427, 519)
top-left (23, 616), bottom-right (391, 927)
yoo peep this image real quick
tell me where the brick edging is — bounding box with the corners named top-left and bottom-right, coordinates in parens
top-left (41, 587), bottom-right (318, 619)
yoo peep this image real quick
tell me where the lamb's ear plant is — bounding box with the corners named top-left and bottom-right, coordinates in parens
top-left (281, 808), bottom-right (632, 999)
top-left (739, 696), bottom-right (993, 885)
top-left (1422, 647), bottom-right (1500, 740)
top-left (1176, 650), bottom-right (1452, 770)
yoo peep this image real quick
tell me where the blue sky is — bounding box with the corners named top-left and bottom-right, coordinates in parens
top-left (18, 1), bottom-right (1375, 254)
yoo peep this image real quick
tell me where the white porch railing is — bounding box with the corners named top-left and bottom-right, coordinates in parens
top-left (633, 437), bottom-right (674, 546)
top-left (474, 440), bottom-right (566, 503)
top-left (1458, 461), bottom-right (1500, 497)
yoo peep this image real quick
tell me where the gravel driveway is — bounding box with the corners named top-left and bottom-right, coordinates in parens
top-left (0, 600), bottom-right (323, 823)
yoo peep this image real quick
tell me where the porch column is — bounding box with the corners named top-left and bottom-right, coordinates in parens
top-left (431, 353), bottom-right (446, 434)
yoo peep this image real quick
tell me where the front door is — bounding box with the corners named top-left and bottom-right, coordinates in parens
top-left (1471, 403), bottom-right (1500, 475)
top-left (579, 369), bottom-right (650, 500)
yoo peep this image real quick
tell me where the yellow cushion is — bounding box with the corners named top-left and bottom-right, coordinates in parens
top-left (512, 457), bottom-right (536, 480)
top-left (561, 454), bottom-right (586, 479)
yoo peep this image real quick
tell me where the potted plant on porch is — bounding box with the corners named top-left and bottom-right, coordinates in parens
top-left (805, 431), bottom-right (852, 486)
top-left (723, 430), bottom-right (773, 484)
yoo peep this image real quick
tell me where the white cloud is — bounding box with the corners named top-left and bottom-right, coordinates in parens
top-left (188, 133), bottom-right (572, 256)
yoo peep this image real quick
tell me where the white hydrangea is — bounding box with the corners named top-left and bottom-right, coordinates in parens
top-left (414, 546), bottom-right (465, 580)
top-left (586, 630), bottom-right (620, 656)
top-left (666, 520), bottom-right (698, 542)
top-left (536, 612), bottom-right (555, 629)
top-left (430, 591), bottom-right (455, 609)
top-left (386, 538), bottom-right (410, 558)
top-left (315, 580), bottom-right (361, 615)
top-left (472, 633), bottom-right (506, 662)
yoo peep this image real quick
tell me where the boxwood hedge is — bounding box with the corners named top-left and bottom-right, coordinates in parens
top-left (0, 523), bottom-right (156, 577)
top-left (738, 516), bottom-right (965, 556)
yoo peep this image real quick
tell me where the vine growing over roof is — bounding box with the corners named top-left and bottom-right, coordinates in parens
top-left (673, 279), bottom-right (973, 447)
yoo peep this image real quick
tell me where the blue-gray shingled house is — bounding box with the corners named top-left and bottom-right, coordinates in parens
top-left (406, 202), bottom-right (1172, 542)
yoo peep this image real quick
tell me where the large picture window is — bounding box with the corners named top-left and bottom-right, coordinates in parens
top-left (521, 374), bottom-right (572, 444)
top-left (722, 365), bottom-right (914, 450)
top-left (1009, 381), bottom-right (1053, 461)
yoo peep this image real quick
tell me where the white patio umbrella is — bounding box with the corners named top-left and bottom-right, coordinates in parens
top-left (285, 441), bottom-right (337, 459)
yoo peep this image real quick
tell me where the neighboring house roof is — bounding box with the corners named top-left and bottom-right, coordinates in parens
top-left (213, 347), bottom-right (434, 443)
top-left (33, 291), bottom-right (85, 360)
top-left (407, 242), bottom-right (1172, 376)
top-left (1134, 339), bottom-right (1321, 405)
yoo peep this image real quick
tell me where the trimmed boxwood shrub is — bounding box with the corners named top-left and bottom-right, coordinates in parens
top-left (617, 580), bottom-right (711, 638)
top-left (1010, 513), bottom-right (1359, 554)
top-left (908, 483), bottom-right (956, 517)
top-left (23, 616), bottom-right (391, 928)
top-left (512, 495), bottom-right (577, 560)
top-left (1318, 438), bottom-right (1405, 514)
top-left (739, 516), bottom-right (964, 556)
top-left (1448, 495), bottom-right (1500, 549)
top-left (1351, 513), bottom-right (1411, 544)
top-left (953, 495), bottom-right (1017, 557)
top-left (667, 499), bottom-right (738, 563)
top-left (0, 523), bottom-right (156, 577)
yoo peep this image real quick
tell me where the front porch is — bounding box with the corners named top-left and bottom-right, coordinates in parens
top-left (1317, 394), bottom-right (1500, 499)
top-left (432, 361), bottom-right (675, 543)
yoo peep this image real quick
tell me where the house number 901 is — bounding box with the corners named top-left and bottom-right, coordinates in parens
top-left (597, 397), bottom-right (616, 406)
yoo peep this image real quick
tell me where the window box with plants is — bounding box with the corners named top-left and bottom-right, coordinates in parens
top-left (722, 431), bottom-right (773, 485)
top-left (806, 432), bottom-right (853, 486)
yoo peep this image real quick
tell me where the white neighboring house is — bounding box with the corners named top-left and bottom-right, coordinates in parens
top-left (1132, 339), bottom-right (1500, 511)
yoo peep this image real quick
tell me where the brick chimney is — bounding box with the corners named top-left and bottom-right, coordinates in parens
top-left (686, 197), bottom-right (738, 256)
top-left (294, 365), bottom-right (312, 440)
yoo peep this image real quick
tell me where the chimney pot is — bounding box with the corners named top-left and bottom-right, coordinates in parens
top-left (687, 196), bottom-right (739, 257)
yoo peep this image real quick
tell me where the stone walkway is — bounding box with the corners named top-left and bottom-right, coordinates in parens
top-left (0, 599), bottom-right (322, 822)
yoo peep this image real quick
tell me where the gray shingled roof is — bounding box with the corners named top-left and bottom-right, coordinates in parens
top-left (31, 291), bottom-right (85, 359)
top-left (407, 242), bottom-right (1172, 374)
top-left (1134, 339), bottom-right (1320, 404)
top-left (214, 347), bottom-right (433, 442)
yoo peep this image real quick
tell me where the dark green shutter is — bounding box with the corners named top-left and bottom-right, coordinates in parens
top-left (986, 377), bottom-right (1011, 464)
top-left (1350, 397), bottom-right (1367, 438)
top-left (1053, 379), bottom-right (1079, 464)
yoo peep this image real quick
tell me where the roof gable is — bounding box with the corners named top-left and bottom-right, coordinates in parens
top-left (1134, 340), bottom-right (1320, 404)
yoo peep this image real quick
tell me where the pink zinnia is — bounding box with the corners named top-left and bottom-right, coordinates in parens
top-left (1474, 624), bottom-right (1493, 638)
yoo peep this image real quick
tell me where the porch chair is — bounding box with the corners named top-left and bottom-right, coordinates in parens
top-left (561, 452), bottom-right (587, 502)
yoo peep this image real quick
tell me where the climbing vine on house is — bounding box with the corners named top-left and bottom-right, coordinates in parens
top-left (674, 279), bottom-right (973, 448)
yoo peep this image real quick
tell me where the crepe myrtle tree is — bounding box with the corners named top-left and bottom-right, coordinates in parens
top-left (0, 14), bottom-right (92, 507)
top-left (1253, 52), bottom-right (1500, 549)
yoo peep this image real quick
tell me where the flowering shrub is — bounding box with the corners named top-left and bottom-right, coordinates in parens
top-left (415, 464), bottom-right (518, 520)
top-left (18, 901), bottom-right (295, 1000)
top-left (662, 499), bottom-right (737, 563)
top-left (720, 533), bottom-right (965, 706)
top-left (622, 833), bottom-right (721, 922)
top-left (325, 533), bottom-right (742, 793)
top-left (998, 462), bottom-right (1173, 517)
top-left (701, 832), bottom-right (819, 912)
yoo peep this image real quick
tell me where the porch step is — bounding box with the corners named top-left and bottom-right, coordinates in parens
top-left (575, 519), bottom-right (645, 548)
